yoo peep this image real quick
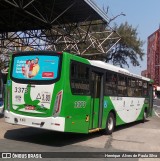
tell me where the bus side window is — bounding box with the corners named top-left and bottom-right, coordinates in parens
top-left (128, 78), bottom-right (136, 97)
top-left (143, 82), bottom-right (148, 96)
top-left (137, 80), bottom-right (143, 97)
top-left (105, 72), bottom-right (117, 96)
top-left (70, 62), bottom-right (90, 95)
top-left (117, 75), bottom-right (127, 96)
top-left (71, 63), bottom-right (77, 78)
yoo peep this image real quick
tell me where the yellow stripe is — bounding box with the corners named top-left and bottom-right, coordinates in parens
top-left (89, 128), bottom-right (101, 133)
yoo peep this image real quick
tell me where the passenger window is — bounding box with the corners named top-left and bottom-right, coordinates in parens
top-left (70, 62), bottom-right (90, 95)
top-left (117, 75), bottom-right (127, 96)
top-left (143, 82), bottom-right (148, 96)
top-left (105, 72), bottom-right (117, 95)
top-left (128, 78), bottom-right (136, 97)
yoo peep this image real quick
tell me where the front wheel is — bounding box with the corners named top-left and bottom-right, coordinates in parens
top-left (105, 112), bottom-right (115, 135)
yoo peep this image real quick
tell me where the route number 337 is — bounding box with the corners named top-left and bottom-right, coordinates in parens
top-left (14, 87), bottom-right (28, 93)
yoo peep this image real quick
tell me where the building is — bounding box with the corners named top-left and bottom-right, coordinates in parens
top-left (141, 70), bottom-right (148, 78)
top-left (141, 28), bottom-right (160, 85)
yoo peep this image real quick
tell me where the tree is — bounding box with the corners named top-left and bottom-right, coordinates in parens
top-left (105, 22), bottom-right (145, 68)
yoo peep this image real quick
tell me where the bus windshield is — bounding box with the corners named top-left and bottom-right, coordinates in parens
top-left (11, 54), bottom-right (61, 83)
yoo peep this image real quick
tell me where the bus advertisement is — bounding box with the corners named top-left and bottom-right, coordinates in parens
top-left (4, 51), bottom-right (153, 134)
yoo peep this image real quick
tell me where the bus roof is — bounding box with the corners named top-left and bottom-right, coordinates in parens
top-left (89, 60), bottom-right (151, 82)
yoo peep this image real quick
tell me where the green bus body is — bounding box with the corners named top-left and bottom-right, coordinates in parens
top-left (4, 51), bottom-right (153, 134)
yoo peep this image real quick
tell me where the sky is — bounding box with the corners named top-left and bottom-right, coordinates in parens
top-left (93, 0), bottom-right (160, 75)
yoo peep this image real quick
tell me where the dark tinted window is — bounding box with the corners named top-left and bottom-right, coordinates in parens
top-left (128, 78), bottom-right (136, 97)
top-left (117, 75), bottom-right (127, 96)
top-left (128, 78), bottom-right (145, 97)
top-left (135, 80), bottom-right (143, 97)
top-left (105, 72), bottom-right (117, 95)
top-left (70, 62), bottom-right (90, 95)
top-left (143, 82), bottom-right (148, 96)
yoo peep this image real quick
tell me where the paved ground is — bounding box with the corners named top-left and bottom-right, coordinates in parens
top-left (0, 108), bottom-right (160, 161)
top-left (153, 99), bottom-right (160, 118)
top-left (112, 117), bottom-right (160, 152)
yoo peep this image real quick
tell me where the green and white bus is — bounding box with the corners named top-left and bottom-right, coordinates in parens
top-left (4, 51), bottom-right (153, 134)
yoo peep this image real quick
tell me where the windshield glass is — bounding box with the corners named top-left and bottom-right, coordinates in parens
top-left (12, 55), bottom-right (61, 82)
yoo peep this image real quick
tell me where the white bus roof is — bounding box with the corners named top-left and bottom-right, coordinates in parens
top-left (89, 60), bottom-right (150, 82)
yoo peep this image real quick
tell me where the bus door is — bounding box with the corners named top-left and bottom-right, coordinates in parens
top-left (149, 84), bottom-right (153, 116)
top-left (90, 71), bottom-right (104, 129)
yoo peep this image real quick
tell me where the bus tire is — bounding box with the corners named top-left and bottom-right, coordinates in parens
top-left (142, 109), bottom-right (147, 123)
top-left (105, 112), bottom-right (115, 135)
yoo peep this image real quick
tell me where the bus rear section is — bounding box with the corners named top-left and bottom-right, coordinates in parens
top-left (5, 51), bottom-right (66, 132)
top-left (4, 51), bottom-right (153, 135)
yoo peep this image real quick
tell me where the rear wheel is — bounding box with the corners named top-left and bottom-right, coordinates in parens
top-left (0, 106), bottom-right (4, 118)
top-left (105, 112), bottom-right (115, 135)
top-left (142, 109), bottom-right (147, 123)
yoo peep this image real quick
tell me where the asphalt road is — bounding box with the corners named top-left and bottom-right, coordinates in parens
top-left (153, 99), bottom-right (160, 118)
top-left (0, 104), bottom-right (160, 161)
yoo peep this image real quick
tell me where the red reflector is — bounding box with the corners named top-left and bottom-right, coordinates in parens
top-left (55, 91), bottom-right (63, 113)
top-left (53, 90), bottom-right (63, 115)
top-left (56, 94), bottom-right (62, 113)
top-left (54, 123), bottom-right (60, 126)
top-left (57, 52), bottom-right (62, 55)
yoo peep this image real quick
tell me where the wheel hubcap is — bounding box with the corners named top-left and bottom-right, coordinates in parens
top-left (144, 112), bottom-right (147, 120)
top-left (108, 117), bottom-right (113, 131)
